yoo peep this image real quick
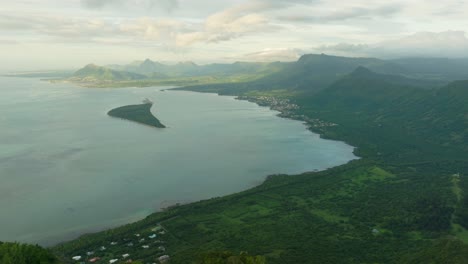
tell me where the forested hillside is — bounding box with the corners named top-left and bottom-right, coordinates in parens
top-left (0, 242), bottom-right (60, 264)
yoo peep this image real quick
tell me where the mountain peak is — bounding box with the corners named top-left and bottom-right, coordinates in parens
top-left (177, 61), bottom-right (197, 67)
top-left (84, 63), bottom-right (100, 69)
top-left (350, 66), bottom-right (374, 76)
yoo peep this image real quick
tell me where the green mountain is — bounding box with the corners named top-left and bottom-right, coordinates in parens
top-left (297, 67), bottom-right (467, 161)
top-left (179, 54), bottom-right (445, 95)
top-left (68, 54), bottom-right (468, 90)
top-left (71, 64), bottom-right (146, 82)
top-left (64, 60), bottom-right (286, 88)
top-left (107, 59), bottom-right (287, 77)
top-left (258, 54), bottom-right (402, 91)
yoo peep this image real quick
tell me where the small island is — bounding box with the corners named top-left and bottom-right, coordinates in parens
top-left (108, 99), bottom-right (166, 128)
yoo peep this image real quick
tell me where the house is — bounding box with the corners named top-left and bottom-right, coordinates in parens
top-left (142, 245), bottom-right (150, 249)
top-left (109, 259), bottom-right (119, 264)
top-left (72, 256), bottom-right (82, 261)
top-left (89, 257), bottom-right (100, 263)
top-left (158, 255), bottom-right (170, 263)
top-left (151, 226), bottom-right (163, 232)
top-left (110, 241), bottom-right (118, 245)
top-left (149, 234), bottom-right (157, 239)
top-left (87, 251), bottom-right (95, 256)
top-left (100, 246), bottom-right (106, 251)
top-left (122, 253), bottom-right (130, 258)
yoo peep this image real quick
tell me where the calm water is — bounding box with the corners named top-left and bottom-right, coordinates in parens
top-left (0, 77), bottom-right (356, 246)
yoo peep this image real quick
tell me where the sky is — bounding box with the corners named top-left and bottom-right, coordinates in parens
top-left (1, 0), bottom-right (468, 71)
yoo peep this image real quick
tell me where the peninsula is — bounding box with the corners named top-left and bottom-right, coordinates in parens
top-left (108, 100), bottom-right (166, 128)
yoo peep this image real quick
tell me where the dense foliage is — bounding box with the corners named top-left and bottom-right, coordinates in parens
top-left (0, 242), bottom-right (60, 264)
top-left (107, 103), bottom-right (166, 128)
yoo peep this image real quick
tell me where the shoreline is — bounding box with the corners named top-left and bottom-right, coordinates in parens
top-left (172, 87), bottom-right (359, 157)
top-left (46, 87), bottom-right (358, 248)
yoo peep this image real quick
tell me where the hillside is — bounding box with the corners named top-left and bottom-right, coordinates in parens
top-left (0, 242), bottom-right (61, 264)
top-left (61, 60), bottom-right (285, 88)
top-left (64, 54), bottom-right (468, 90)
top-left (70, 64), bottom-right (146, 82)
top-left (178, 54), bottom-right (447, 95)
top-left (109, 59), bottom-right (287, 77)
top-left (295, 67), bottom-right (468, 162)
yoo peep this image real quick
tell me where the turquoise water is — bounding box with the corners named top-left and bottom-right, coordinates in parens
top-left (0, 77), bottom-right (356, 246)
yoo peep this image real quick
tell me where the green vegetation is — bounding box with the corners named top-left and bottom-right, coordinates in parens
top-left (108, 102), bottom-right (166, 128)
top-left (0, 242), bottom-right (61, 264)
top-left (59, 55), bottom-right (468, 90)
top-left (52, 54), bottom-right (468, 263)
top-left (69, 64), bottom-right (146, 83)
top-left (58, 59), bottom-right (286, 88)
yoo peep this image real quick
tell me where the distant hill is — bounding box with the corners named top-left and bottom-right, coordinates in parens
top-left (68, 54), bottom-right (468, 90)
top-left (63, 60), bottom-right (287, 87)
top-left (179, 54), bottom-right (445, 95)
top-left (391, 57), bottom-right (468, 81)
top-left (107, 59), bottom-right (287, 77)
top-left (71, 64), bottom-right (146, 82)
top-left (298, 67), bottom-right (468, 161)
top-left (310, 66), bottom-right (427, 110)
top-left (256, 54), bottom-right (406, 91)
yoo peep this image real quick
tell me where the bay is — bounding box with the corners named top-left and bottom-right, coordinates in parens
top-left (0, 77), bottom-right (356, 246)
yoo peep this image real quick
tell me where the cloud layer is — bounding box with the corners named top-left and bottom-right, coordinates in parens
top-left (1, 0), bottom-right (468, 70)
top-left (81, 0), bottom-right (179, 12)
top-left (316, 31), bottom-right (468, 58)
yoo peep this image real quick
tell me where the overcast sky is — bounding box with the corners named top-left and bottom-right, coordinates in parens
top-left (1, 0), bottom-right (468, 71)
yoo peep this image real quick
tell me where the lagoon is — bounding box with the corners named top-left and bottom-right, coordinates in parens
top-left (0, 77), bottom-right (356, 246)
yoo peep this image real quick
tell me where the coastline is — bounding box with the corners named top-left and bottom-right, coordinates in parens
top-left (47, 85), bottom-right (358, 250)
top-left (172, 87), bottom-right (359, 157)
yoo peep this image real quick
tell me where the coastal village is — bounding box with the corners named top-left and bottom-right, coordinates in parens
top-left (69, 224), bottom-right (170, 264)
top-left (237, 95), bottom-right (338, 130)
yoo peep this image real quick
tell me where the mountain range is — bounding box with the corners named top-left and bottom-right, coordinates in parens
top-left (68, 54), bottom-right (468, 89)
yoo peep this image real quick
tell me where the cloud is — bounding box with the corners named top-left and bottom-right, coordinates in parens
top-left (373, 31), bottom-right (468, 58)
top-left (1, 0), bottom-right (279, 48)
top-left (118, 2), bottom-right (279, 47)
top-left (81, 0), bottom-right (179, 12)
top-left (0, 13), bottom-right (118, 41)
top-left (0, 39), bottom-right (19, 45)
top-left (315, 31), bottom-right (468, 58)
top-left (230, 48), bottom-right (305, 62)
top-left (279, 3), bottom-right (402, 23)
